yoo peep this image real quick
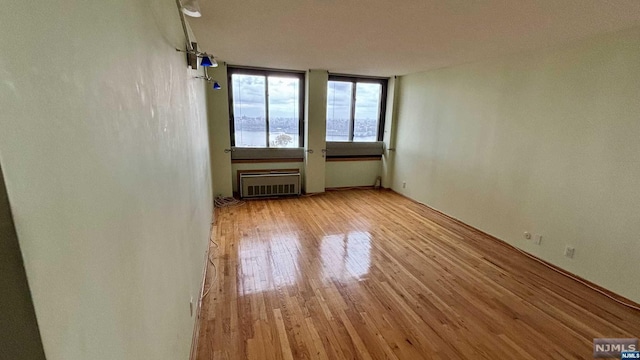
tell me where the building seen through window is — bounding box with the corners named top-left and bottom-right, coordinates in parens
top-left (327, 75), bottom-right (387, 142)
top-left (229, 68), bottom-right (304, 148)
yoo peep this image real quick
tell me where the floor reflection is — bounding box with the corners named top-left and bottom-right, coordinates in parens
top-left (238, 232), bottom-right (300, 295)
top-left (320, 231), bottom-right (372, 282)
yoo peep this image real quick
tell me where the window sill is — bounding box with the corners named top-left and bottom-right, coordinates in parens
top-left (231, 158), bottom-right (304, 164)
top-left (326, 156), bottom-right (382, 162)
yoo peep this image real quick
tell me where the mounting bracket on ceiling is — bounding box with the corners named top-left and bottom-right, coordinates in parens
top-left (176, 0), bottom-right (194, 52)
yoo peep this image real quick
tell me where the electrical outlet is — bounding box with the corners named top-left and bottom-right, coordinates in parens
top-left (402, 181), bottom-right (406, 189)
top-left (190, 296), bottom-right (194, 317)
top-left (534, 234), bottom-right (542, 245)
top-left (564, 246), bottom-right (575, 259)
top-left (523, 231), bottom-right (531, 240)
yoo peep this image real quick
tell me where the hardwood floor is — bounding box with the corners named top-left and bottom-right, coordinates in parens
top-left (196, 189), bottom-right (640, 359)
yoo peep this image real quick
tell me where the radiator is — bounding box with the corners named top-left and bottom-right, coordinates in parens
top-left (239, 171), bottom-right (301, 198)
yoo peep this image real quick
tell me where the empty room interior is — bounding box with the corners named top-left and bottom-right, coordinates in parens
top-left (2, 0), bottom-right (640, 359)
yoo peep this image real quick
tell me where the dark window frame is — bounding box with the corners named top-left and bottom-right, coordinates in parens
top-left (327, 74), bottom-right (388, 142)
top-left (228, 66), bottom-right (305, 148)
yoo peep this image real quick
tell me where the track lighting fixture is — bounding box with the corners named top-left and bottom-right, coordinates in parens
top-left (176, 44), bottom-right (219, 70)
top-left (199, 53), bottom-right (218, 68)
top-left (174, 0), bottom-right (219, 86)
top-left (195, 67), bottom-right (222, 90)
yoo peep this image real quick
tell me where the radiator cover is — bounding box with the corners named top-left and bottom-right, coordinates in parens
top-left (240, 171), bottom-right (301, 198)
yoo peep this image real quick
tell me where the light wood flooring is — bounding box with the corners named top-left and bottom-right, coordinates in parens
top-left (196, 189), bottom-right (640, 359)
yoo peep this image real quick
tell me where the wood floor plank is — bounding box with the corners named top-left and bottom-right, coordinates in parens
top-left (197, 190), bottom-right (640, 359)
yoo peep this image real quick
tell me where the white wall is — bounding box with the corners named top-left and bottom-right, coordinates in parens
top-left (393, 27), bottom-right (640, 303)
top-left (0, 1), bottom-right (212, 359)
top-left (304, 70), bottom-right (328, 193)
top-left (207, 64), bottom-right (234, 197)
top-left (325, 160), bottom-right (381, 188)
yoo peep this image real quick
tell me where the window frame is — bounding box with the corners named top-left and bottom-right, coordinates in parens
top-left (228, 66), bottom-right (306, 148)
top-left (327, 74), bottom-right (388, 142)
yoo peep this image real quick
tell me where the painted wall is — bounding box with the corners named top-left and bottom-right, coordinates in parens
top-left (0, 0), bottom-right (212, 359)
top-left (304, 70), bottom-right (328, 193)
top-left (207, 64), bottom-right (234, 197)
top-left (393, 27), bottom-right (640, 303)
top-left (325, 161), bottom-right (381, 188)
top-left (0, 164), bottom-right (46, 359)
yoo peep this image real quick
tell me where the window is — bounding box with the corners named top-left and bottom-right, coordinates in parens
top-left (228, 67), bottom-right (305, 148)
top-left (326, 75), bottom-right (387, 142)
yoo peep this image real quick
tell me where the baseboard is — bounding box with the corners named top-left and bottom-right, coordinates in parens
top-left (325, 185), bottom-right (378, 191)
top-left (390, 189), bottom-right (640, 310)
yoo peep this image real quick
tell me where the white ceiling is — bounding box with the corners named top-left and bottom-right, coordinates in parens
top-left (188, 0), bottom-right (640, 77)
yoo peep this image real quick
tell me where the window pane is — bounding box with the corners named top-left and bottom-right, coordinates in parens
top-left (268, 76), bottom-right (300, 148)
top-left (232, 74), bottom-right (266, 147)
top-left (326, 81), bottom-right (352, 142)
top-left (353, 83), bottom-right (381, 142)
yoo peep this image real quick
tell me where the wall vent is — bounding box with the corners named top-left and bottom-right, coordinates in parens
top-left (240, 171), bottom-right (301, 198)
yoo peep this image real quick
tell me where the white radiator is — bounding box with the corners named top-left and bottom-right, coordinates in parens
top-left (239, 171), bottom-right (301, 198)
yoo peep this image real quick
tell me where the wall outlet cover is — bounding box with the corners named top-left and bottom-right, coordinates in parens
top-left (534, 234), bottom-right (542, 245)
top-left (564, 246), bottom-right (575, 259)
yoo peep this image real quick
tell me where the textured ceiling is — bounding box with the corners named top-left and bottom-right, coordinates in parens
top-left (188, 0), bottom-right (640, 76)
